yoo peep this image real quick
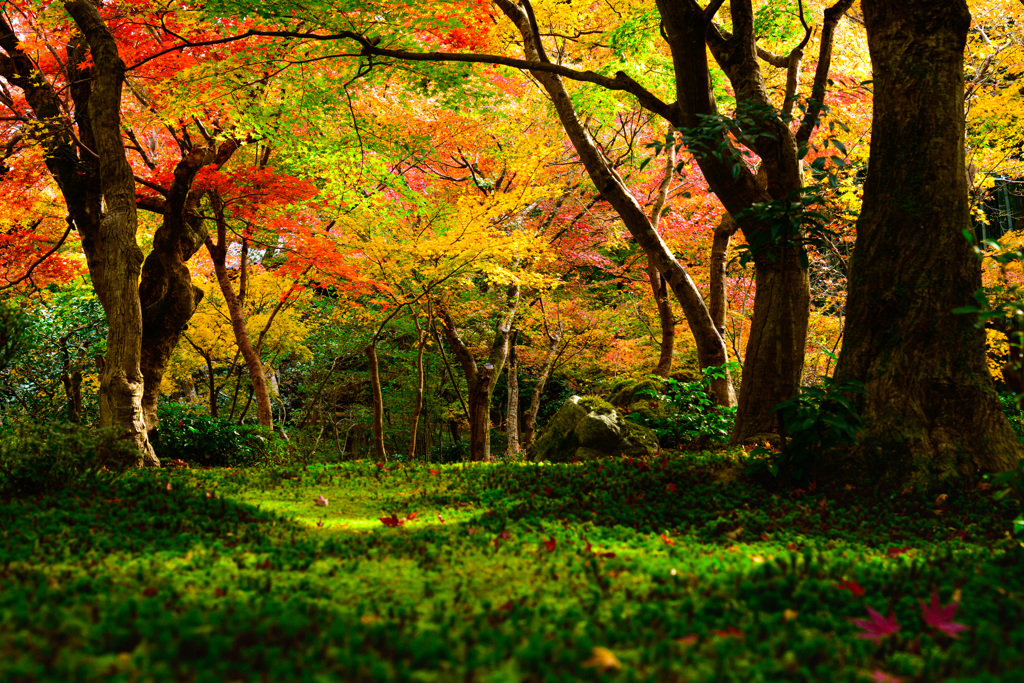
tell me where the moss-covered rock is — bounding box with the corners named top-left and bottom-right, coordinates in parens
top-left (528, 395), bottom-right (659, 462)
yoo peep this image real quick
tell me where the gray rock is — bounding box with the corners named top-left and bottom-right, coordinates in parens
top-left (528, 395), bottom-right (659, 462)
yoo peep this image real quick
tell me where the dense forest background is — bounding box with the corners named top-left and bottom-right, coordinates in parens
top-left (0, 0), bottom-right (1022, 475)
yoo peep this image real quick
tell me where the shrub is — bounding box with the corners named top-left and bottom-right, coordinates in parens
top-left (428, 438), bottom-right (470, 464)
top-left (624, 366), bottom-right (737, 449)
top-left (0, 421), bottom-right (136, 497)
top-left (153, 403), bottom-right (276, 468)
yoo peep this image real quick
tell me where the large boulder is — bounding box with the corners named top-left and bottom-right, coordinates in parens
top-left (528, 395), bottom-right (659, 462)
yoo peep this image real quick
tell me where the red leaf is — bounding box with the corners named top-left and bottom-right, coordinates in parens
top-left (493, 530), bottom-right (512, 547)
top-left (919, 590), bottom-right (968, 638)
top-left (711, 627), bottom-right (743, 638)
top-left (886, 546), bottom-right (909, 557)
top-left (598, 552), bottom-right (617, 558)
top-left (214, 588), bottom-right (225, 597)
top-left (406, 512), bottom-right (418, 521)
top-left (380, 514), bottom-right (404, 527)
top-left (497, 600), bottom-right (514, 611)
top-left (437, 514), bottom-right (445, 523)
top-left (836, 579), bottom-right (865, 598)
top-left (429, 468), bottom-right (440, 475)
top-left (583, 537), bottom-right (593, 553)
top-left (142, 587), bottom-right (159, 597)
top-left (660, 533), bottom-right (675, 546)
top-left (851, 606), bottom-right (900, 643)
top-left (544, 537), bottom-right (557, 552)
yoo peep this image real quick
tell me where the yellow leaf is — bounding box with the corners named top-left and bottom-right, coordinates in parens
top-left (581, 646), bottom-right (621, 672)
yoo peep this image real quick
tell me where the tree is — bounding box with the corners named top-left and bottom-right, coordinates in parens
top-left (833, 0), bottom-right (1022, 475)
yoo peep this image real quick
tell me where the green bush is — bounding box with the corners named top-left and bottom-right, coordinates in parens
top-left (624, 366), bottom-right (737, 449)
top-left (428, 438), bottom-right (470, 463)
top-left (153, 403), bottom-right (276, 468)
top-left (0, 422), bottom-right (136, 497)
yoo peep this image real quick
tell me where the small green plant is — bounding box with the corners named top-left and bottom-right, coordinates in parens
top-left (0, 421), bottom-right (136, 497)
top-left (153, 402), bottom-right (276, 468)
top-left (626, 364), bottom-right (738, 448)
top-left (748, 379), bottom-right (867, 485)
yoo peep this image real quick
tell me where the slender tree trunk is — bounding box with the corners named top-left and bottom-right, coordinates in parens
top-left (494, 0), bottom-right (735, 406)
top-left (65, 1), bottom-right (154, 466)
top-left (409, 326), bottom-right (426, 459)
top-left (649, 134), bottom-right (676, 377)
top-left (521, 321), bottom-right (563, 449)
top-left (709, 213), bottom-right (739, 340)
top-left (506, 330), bottom-right (521, 455)
top-left (834, 0), bottom-right (1022, 476)
top-left (366, 342), bottom-right (387, 461)
top-left (207, 195), bottom-right (273, 428)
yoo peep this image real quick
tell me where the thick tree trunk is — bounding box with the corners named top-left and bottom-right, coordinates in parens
top-left (139, 140), bottom-right (236, 437)
top-left (65, 1), bottom-right (154, 466)
top-left (733, 250), bottom-right (811, 439)
top-left (834, 0), bottom-right (1022, 476)
top-left (366, 342), bottom-right (387, 461)
top-left (506, 331), bottom-right (521, 455)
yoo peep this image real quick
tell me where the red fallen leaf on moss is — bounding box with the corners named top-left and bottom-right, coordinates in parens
top-left (214, 588), bottom-right (226, 597)
top-left (314, 495), bottom-right (328, 507)
top-left (164, 482), bottom-right (172, 492)
top-left (429, 469), bottom-right (440, 475)
top-left (142, 587), bottom-right (159, 597)
top-left (493, 530), bottom-right (512, 547)
top-left (497, 600), bottom-right (514, 611)
top-left (675, 634), bottom-right (699, 646)
top-left (836, 579), bottom-right (865, 598)
top-left (437, 514), bottom-right (445, 523)
top-left (919, 590), bottom-right (968, 638)
top-left (584, 538), bottom-right (593, 553)
top-left (786, 543), bottom-right (797, 550)
top-left (406, 512), bottom-right (418, 521)
top-left (380, 514), bottom-right (404, 527)
top-left (870, 669), bottom-right (904, 682)
top-left (711, 627), bottom-right (743, 638)
top-left (374, 462), bottom-right (384, 470)
top-left (851, 606), bottom-right (900, 643)
top-left (544, 537), bottom-right (557, 552)
top-left (886, 546), bottom-right (909, 557)
top-left (660, 533), bottom-right (675, 546)
top-left (597, 551), bottom-right (617, 558)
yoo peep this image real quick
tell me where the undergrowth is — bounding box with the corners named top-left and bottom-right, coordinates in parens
top-left (1, 453), bottom-right (1022, 682)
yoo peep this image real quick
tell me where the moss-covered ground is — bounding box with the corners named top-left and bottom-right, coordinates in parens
top-left (2, 452), bottom-right (1023, 682)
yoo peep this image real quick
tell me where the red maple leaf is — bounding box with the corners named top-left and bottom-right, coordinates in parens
top-left (835, 578), bottom-right (865, 598)
top-left (886, 546), bottom-right (909, 557)
top-left (711, 627), bottom-right (744, 638)
top-left (660, 533), bottom-right (675, 546)
top-left (544, 537), bottom-right (557, 552)
top-left (851, 606), bottom-right (900, 643)
top-left (406, 512), bottom-right (418, 521)
top-left (919, 590), bottom-right (968, 638)
top-left (380, 514), bottom-right (404, 527)
top-left (429, 468), bottom-right (440, 475)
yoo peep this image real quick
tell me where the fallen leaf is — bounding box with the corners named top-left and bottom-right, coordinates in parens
top-left (674, 634), bottom-right (698, 646)
top-left (429, 468), bottom-right (440, 475)
top-left (660, 533), bottom-right (675, 546)
top-left (711, 627), bottom-right (744, 638)
top-left (544, 536), bottom-right (556, 552)
top-left (851, 606), bottom-right (900, 643)
top-left (437, 513), bottom-right (445, 523)
top-left (581, 646), bottom-right (621, 672)
top-left (869, 669), bottom-right (904, 683)
top-left (836, 578), bottom-right (865, 598)
top-left (919, 590), bottom-right (968, 638)
top-left (380, 514), bottom-right (404, 528)
top-left (314, 495), bottom-right (329, 507)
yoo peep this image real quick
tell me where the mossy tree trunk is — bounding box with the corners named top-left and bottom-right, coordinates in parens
top-left (834, 0), bottom-right (1022, 476)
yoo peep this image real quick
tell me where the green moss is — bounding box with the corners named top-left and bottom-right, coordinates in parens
top-left (576, 395), bottom-right (616, 415)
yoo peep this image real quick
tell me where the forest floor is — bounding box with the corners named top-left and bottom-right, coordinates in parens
top-left (1, 452), bottom-right (1023, 682)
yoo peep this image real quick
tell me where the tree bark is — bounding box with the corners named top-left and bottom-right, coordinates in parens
top-left (409, 322), bottom-right (427, 459)
top-left (64, 1), bottom-right (154, 465)
top-left (207, 193), bottom-right (273, 428)
top-left (437, 286), bottom-right (519, 461)
top-left (506, 330), bottom-right (521, 455)
top-left (366, 342), bottom-right (387, 461)
top-left (493, 0), bottom-right (736, 407)
top-left (521, 319), bottom-right (563, 449)
top-left (834, 0), bottom-right (1022, 476)
top-left (648, 133), bottom-right (676, 377)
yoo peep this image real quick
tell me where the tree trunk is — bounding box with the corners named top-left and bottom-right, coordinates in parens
top-left (409, 327), bottom-right (426, 459)
top-left (366, 342), bottom-right (387, 461)
top-left (493, 0), bottom-right (736, 406)
top-left (834, 0), bottom-right (1022, 476)
top-left (709, 213), bottom-right (739, 339)
top-left (65, 1), bottom-right (154, 466)
top-left (648, 264), bottom-right (675, 377)
top-left (521, 321), bottom-right (563, 449)
top-left (207, 194), bottom-right (273, 428)
top-left (506, 330), bottom-right (521, 455)
top-left (732, 250), bottom-right (811, 440)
